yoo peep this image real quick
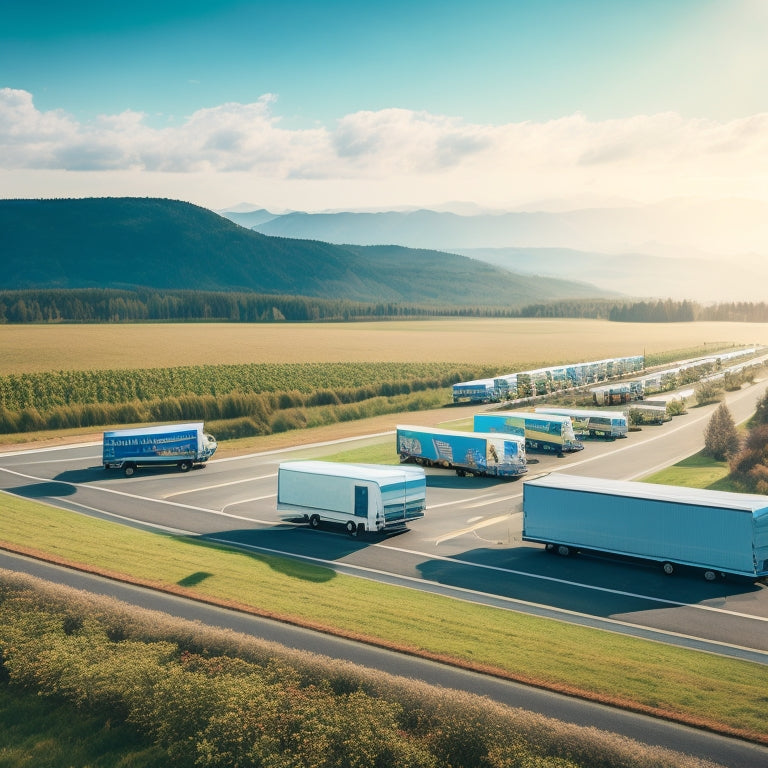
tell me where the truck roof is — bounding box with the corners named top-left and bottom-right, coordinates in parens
top-left (477, 411), bottom-right (572, 425)
top-left (397, 424), bottom-right (525, 443)
top-left (525, 472), bottom-right (768, 515)
top-left (278, 460), bottom-right (425, 482)
top-left (103, 422), bottom-right (204, 438)
top-left (535, 407), bottom-right (627, 420)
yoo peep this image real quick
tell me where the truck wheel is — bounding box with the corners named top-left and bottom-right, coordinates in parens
top-left (557, 545), bottom-right (571, 557)
top-left (662, 561), bottom-right (675, 575)
top-left (703, 569), bottom-right (719, 582)
top-left (179, 461), bottom-right (192, 472)
top-left (309, 515), bottom-right (320, 529)
top-left (346, 521), bottom-right (358, 537)
top-left (123, 464), bottom-right (136, 477)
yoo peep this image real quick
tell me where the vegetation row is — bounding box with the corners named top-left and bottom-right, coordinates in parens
top-left (0, 362), bottom-right (483, 435)
top-left (3, 288), bottom-right (768, 323)
top-left (0, 346), bottom-right (749, 436)
top-left (702, 387), bottom-right (768, 495)
top-left (0, 572), bottom-right (722, 768)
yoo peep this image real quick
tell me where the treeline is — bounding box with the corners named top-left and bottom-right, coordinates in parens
top-left (4, 289), bottom-right (768, 324)
top-left (608, 300), bottom-right (696, 322)
top-left (0, 362), bottom-right (482, 436)
top-left (610, 300), bottom-right (768, 323)
top-left (0, 572), bottom-right (714, 768)
top-left (0, 289), bottom-right (617, 322)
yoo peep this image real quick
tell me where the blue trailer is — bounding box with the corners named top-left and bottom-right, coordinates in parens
top-left (396, 424), bottom-right (527, 478)
top-left (277, 461), bottom-right (426, 535)
top-left (102, 422), bottom-right (218, 476)
top-left (473, 411), bottom-right (583, 454)
top-left (452, 378), bottom-right (499, 403)
top-left (522, 473), bottom-right (768, 581)
top-left (534, 407), bottom-right (628, 439)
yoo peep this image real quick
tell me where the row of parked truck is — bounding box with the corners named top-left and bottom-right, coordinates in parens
top-left (100, 408), bottom-right (768, 581)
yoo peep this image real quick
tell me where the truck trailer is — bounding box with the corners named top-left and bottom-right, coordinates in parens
top-left (103, 422), bottom-right (218, 476)
top-left (522, 473), bottom-right (768, 581)
top-left (396, 424), bottom-right (527, 478)
top-left (473, 412), bottom-right (583, 454)
top-left (534, 407), bottom-right (628, 439)
top-left (276, 460), bottom-right (426, 535)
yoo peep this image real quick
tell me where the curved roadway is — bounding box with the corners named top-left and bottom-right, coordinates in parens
top-left (2, 383), bottom-right (768, 766)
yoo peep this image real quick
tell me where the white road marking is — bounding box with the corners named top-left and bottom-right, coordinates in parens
top-left (163, 473), bottom-right (277, 499)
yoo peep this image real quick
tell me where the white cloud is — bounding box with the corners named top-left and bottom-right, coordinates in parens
top-left (1, 87), bottom-right (767, 210)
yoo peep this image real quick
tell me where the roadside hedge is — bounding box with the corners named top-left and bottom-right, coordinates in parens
top-left (0, 571), bottom-right (723, 768)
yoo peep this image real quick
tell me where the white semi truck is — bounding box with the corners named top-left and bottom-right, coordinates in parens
top-left (277, 460), bottom-right (426, 536)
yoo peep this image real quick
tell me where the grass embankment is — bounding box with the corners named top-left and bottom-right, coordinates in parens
top-left (1, 493), bottom-right (766, 745)
top-left (643, 452), bottom-right (735, 490)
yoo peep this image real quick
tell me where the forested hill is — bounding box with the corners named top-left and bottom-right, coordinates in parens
top-left (0, 198), bottom-right (612, 306)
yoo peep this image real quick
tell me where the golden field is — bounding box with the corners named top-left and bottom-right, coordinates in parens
top-left (2, 319), bottom-right (768, 373)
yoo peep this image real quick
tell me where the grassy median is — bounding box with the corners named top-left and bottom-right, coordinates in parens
top-left (1, 493), bottom-right (766, 745)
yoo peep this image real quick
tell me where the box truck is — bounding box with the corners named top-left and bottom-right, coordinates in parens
top-left (103, 422), bottom-right (218, 476)
top-left (534, 407), bottom-right (628, 439)
top-left (276, 461), bottom-right (426, 535)
top-left (452, 378), bottom-right (499, 403)
top-left (473, 412), bottom-right (583, 454)
top-left (522, 473), bottom-right (768, 581)
top-left (396, 425), bottom-right (527, 478)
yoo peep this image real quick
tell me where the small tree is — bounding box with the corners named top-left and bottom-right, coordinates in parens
top-left (729, 424), bottom-right (768, 493)
top-left (751, 387), bottom-right (768, 427)
top-left (703, 403), bottom-right (740, 461)
top-left (694, 379), bottom-right (723, 406)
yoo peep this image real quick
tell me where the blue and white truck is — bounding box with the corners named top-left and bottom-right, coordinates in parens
top-left (102, 422), bottom-right (218, 476)
top-left (396, 424), bottom-right (527, 478)
top-left (452, 378), bottom-right (499, 404)
top-left (534, 407), bottom-right (628, 439)
top-left (473, 411), bottom-right (583, 454)
top-left (522, 473), bottom-right (768, 581)
top-left (276, 460), bottom-right (426, 535)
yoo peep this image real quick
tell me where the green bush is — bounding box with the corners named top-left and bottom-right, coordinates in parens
top-left (0, 573), bottom-right (726, 768)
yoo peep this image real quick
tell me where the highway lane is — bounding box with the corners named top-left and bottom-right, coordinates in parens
top-left (1, 382), bottom-right (768, 659)
top-left (2, 550), bottom-right (767, 768)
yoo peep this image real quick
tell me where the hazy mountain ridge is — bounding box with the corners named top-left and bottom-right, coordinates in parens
top-left (0, 198), bottom-right (615, 306)
top-left (226, 200), bottom-right (768, 301)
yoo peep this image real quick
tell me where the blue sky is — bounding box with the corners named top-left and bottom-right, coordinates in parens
top-left (1, 0), bottom-right (766, 211)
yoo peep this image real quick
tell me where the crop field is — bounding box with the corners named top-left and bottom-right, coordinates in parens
top-left (2, 318), bottom-right (768, 373)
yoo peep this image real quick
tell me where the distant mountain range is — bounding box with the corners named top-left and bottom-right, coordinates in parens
top-left (219, 200), bottom-right (768, 302)
top-left (0, 198), bottom-right (615, 306)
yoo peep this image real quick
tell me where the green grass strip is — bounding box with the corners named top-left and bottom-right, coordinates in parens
top-left (1, 493), bottom-right (766, 743)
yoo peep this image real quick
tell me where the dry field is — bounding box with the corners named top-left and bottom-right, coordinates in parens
top-left (2, 319), bottom-right (768, 374)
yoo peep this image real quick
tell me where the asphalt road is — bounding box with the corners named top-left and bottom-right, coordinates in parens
top-left (1, 383), bottom-right (766, 660)
top-left (2, 550), bottom-right (767, 768)
top-left (2, 384), bottom-right (768, 766)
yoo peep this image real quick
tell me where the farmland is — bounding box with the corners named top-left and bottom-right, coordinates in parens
top-left (2, 318), bottom-right (768, 373)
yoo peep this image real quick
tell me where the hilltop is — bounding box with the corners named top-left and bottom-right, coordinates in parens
top-left (1, 198), bottom-right (614, 306)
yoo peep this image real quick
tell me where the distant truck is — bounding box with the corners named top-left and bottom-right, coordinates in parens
top-left (534, 407), bottom-right (628, 439)
top-left (473, 411), bottom-right (583, 455)
top-left (396, 424), bottom-right (527, 478)
top-left (103, 422), bottom-right (218, 476)
top-left (452, 378), bottom-right (499, 404)
top-left (276, 460), bottom-right (426, 536)
top-left (522, 473), bottom-right (768, 581)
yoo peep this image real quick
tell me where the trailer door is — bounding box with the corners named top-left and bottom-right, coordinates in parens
top-left (354, 485), bottom-right (368, 517)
